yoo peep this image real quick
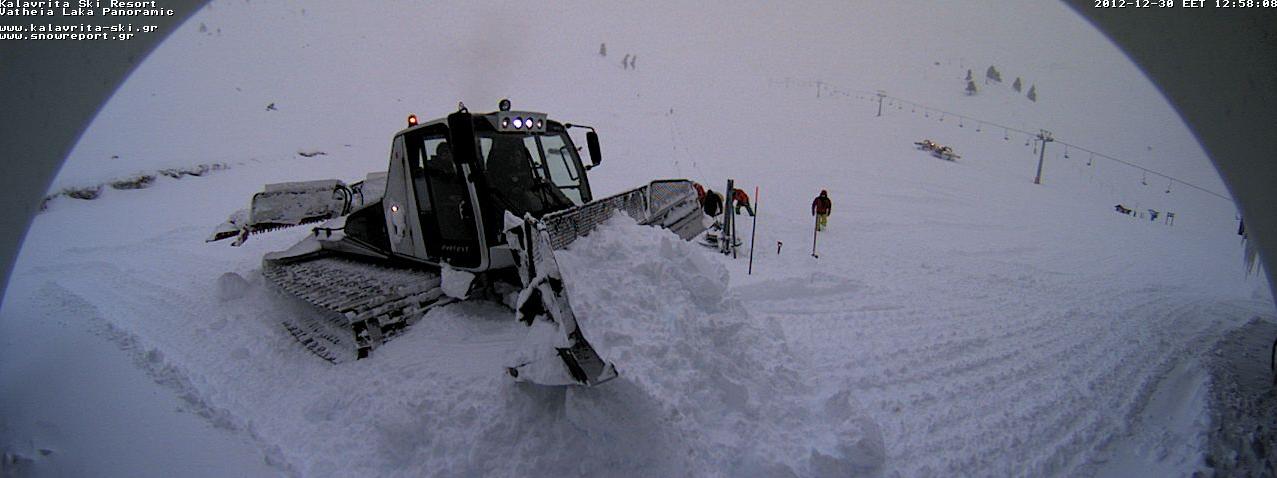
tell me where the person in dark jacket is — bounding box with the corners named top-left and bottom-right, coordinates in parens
top-left (703, 189), bottom-right (724, 218)
top-left (811, 190), bottom-right (832, 231)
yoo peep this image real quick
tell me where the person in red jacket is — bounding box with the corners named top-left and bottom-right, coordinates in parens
top-left (811, 190), bottom-right (832, 231)
top-left (732, 188), bottom-right (755, 216)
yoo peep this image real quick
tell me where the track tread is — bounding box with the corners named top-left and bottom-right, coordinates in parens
top-left (263, 256), bottom-right (451, 362)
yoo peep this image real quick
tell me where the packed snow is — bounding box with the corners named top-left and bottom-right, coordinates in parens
top-left (3, 0), bottom-right (1275, 476)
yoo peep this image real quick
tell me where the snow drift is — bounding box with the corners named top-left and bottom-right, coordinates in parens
top-left (558, 216), bottom-right (886, 475)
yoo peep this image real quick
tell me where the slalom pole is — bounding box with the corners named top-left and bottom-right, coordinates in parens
top-left (748, 186), bottom-right (759, 275)
top-left (732, 209), bottom-right (739, 259)
top-left (723, 179), bottom-right (735, 256)
top-left (811, 213), bottom-right (820, 259)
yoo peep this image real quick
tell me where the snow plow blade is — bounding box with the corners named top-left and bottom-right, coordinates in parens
top-left (505, 179), bottom-right (705, 386)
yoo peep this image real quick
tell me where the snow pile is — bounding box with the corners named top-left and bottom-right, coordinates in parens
top-left (215, 271), bottom-right (250, 301)
top-left (1199, 318), bottom-right (1277, 475)
top-left (1096, 359), bottom-right (1211, 477)
top-left (557, 216), bottom-right (886, 475)
top-left (440, 265), bottom-right (476, 300)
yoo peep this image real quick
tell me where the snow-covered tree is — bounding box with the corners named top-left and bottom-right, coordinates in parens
top-left (599, 43), bottom-right (607, 57)
top-left (985, 66), bottom-right (1001, 83)
top-left (1013, 77), bottom-right (1022, 92)
top-left (966, 80), bottom-right (978, 96)
top-left (1027, 84), bottom-right (1037, 102)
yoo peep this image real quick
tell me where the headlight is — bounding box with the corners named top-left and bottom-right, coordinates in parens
top-left (513, 117), bottom-right (524, 129)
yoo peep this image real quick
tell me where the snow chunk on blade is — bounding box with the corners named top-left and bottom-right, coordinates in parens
top-left (552, 216), bottom-right (887, 475)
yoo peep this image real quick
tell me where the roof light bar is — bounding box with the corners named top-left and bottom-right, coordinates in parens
top-left (493, 111), bottom-right (547, 133)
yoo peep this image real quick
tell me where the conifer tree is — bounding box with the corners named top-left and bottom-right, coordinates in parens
top-left (985, 65), bottom-right (1002, 83)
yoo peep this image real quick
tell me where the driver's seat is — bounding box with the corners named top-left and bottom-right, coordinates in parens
top-left (485, 137), bottom-right (543, 216)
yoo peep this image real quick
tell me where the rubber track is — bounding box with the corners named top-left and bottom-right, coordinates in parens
top-left (262, 256), bottom-right (452, 362)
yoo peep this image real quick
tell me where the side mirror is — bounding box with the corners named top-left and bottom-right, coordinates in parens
top-left (446, 110), bottom-right (478, 170)
top-left (586, 131), bottom-right (602, 167)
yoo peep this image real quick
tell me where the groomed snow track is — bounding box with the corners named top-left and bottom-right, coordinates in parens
top-left (262, 256), bottom-right (453, 362)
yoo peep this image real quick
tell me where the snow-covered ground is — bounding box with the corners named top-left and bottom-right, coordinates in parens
top-left (3, 0), bottom-right (1274, 476)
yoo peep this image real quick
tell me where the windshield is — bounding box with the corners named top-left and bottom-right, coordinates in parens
top-left (478, 131), bottom-right (586, 215)
top-left (536, 134), bottom-right (584, 204)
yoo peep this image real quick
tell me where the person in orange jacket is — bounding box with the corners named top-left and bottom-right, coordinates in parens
top-left (732, 188), bottom-right (755, 217)
top-left (811, 190), bottom-right (832, 231)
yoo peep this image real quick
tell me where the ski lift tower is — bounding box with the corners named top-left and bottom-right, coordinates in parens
top-left (1034, 129), bottom-right (1054, 185)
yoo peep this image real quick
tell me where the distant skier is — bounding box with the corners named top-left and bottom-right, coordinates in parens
top-left (811, 190), bottom-right (832, 231)
top-left (732, 188), bottom-right (755, 216)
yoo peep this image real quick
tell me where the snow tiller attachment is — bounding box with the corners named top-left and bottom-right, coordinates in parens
top-left (208, 101), bottom-right (706, 387)
top-left (914, 139), bottom-right (959, 161)
top-left (207, 175), bottom-right (387, 246)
